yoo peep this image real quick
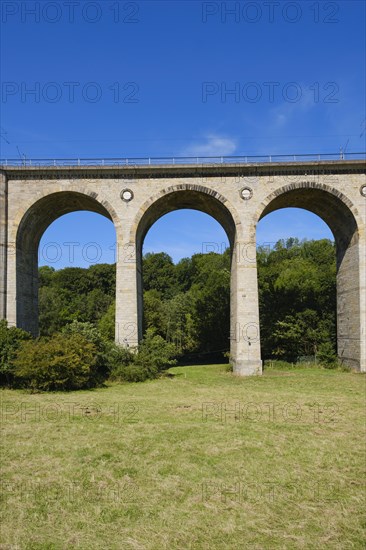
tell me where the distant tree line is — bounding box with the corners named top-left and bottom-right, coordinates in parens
top-left (38, 238), bottom-right (337, 363)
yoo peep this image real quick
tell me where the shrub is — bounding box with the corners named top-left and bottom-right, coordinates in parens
top-left (62, 320), bottom-right (105, 349)
top-left (109, 363), bottom-right (150, 383)
top-left (0, 320), bottom-right (31, 386)
top-left (134, 329), bottom-right (177, 378)
top-left (62, 320), bottom-right (146, 382)
top-left (107, 339), bottom-right (151, 383)
top-left (317, 341), bottom-right (338, 369)
top-left (62, 321), bottom-right (110, 381)
top-left (108, 329), bottom-right (177, 383)
top-left (106, 344), bottom-right (137, 381)
top-left (14, 333), bottom-right (98, 391)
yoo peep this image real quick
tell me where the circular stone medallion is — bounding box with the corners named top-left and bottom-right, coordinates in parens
top-left (240, 187), bottom-right (253, 200)
top-left (121, 188), bottom-right (134, 202)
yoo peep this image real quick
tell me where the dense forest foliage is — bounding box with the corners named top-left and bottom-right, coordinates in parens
top-left (38, 238), bottom-right (337, 363)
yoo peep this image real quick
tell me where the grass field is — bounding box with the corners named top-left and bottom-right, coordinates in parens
top-left (1, 364), bottom-right (365, 549)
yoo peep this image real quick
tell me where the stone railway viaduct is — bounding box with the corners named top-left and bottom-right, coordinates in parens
top-left (0, 159), bottom-right (365, 375)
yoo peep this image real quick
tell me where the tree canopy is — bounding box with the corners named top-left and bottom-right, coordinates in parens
top-left (38, 238), bottom-right (337, 363)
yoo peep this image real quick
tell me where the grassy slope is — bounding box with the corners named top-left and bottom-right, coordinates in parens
top-left (1, 365), bottom-right (365, 549)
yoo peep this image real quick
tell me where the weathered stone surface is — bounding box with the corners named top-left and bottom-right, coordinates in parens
top-left (0, 171), bottom-right (8, 320)
top-left (1, 160), bottom-right (365, 374)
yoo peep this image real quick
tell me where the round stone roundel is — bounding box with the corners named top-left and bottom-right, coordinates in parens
top-left (361, 185), bottom-right (366, 197)
top-left (240, 187), bottom-right (253, 200)
top-left (121, 188), bottom-right (134, 202)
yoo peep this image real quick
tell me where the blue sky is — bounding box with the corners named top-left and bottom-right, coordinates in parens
top-left (1, 0), bottom-right (364, 267)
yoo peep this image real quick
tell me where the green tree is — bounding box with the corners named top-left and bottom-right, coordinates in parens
top-left (87, 263), bottom-right (116, 296)
top-left (258, 238), bottom-right (336, 361)
top-left (37, 238), bottom-right (337, 367)
top-left (164, 292), bottom-right (198, 354)
top-left (143, 252), bottom-right (177, 299)
top-left (99, 302), bottom-right (116, 341)
top-left (190, 252), bottom-right (231, 353)
top-left (0, 321), bottom-right (31, 386)
top-left (143, 289), bottom-right (166, 336)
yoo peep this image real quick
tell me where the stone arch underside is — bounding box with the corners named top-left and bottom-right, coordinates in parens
top-left (135, 186), bottom-right (238, 248)
top-left (134, 187), bottom-right (238, 343)
top-left (16, 191), bottom-right (116, 335)
top-left (258, 185), bottom-right (362, 369)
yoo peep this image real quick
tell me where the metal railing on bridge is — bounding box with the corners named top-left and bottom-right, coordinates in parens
top-left (0, 152), bottom-right (365, 168)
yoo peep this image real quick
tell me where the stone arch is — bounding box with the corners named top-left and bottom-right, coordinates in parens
top-left (256, 182), bottom-right (360, 253)
top-left (256, 182), bottom-right (363, 369)
top-left (132, 184), bottom-right (240, 346)
top-left (15, 190), bottom-right (119, 335)
top-left (131, 184), bottom-right (242, 247)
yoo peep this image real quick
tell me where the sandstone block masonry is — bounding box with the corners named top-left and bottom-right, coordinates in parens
top-left (0, 160), bottom-right (365, 374)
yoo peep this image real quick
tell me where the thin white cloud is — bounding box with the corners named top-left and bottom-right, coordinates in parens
top-left (182, 134), bottom-right (237, 156)
top-left (270, 85), bottom-right (319, 129)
